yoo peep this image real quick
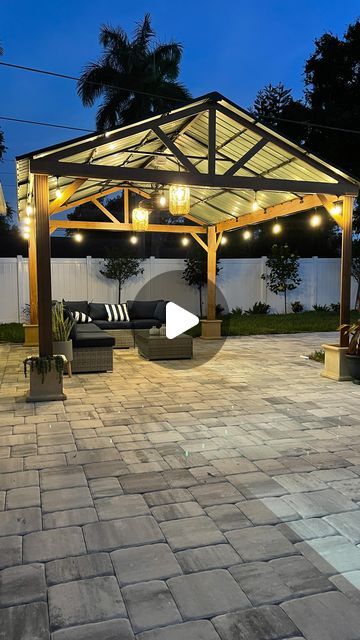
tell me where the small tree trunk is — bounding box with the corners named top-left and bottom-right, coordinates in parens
top-left (199, 286), bottom-right (203, 318)
top-left (118, 281), bottom-right (121, 304)
top-left (284, 288), bottom-right (287, 314)
top-left (356, 280), bottom-right (360, 312)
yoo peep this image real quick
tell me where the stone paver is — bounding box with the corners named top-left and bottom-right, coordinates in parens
top-left (0, 602), bottom-right (49, 640)
top-left (3, 334), bottom-right (360, 637)
top-left (46, 552), bottom-right (113, 585)
top-left (122, 580), bottom-right (182, 633)
top-left (160, 516), bottom-right (225, 551)
top-left (136, 620), bottom-right (221, 640)
top-left (226, 525), bottom-right (297, 561)
top-left (112, 543), bottom-right (181, 585)
top-left (0, 563), bottom-right (46, 607)
top-left (48, 576), bottom-right (126, 630)
top-left (51, 619), bottom-right (135, 640)
top-left (281, 592), bottom-right (360, 640)
top-left (23, 526), bottom-right (86, 563)
top-left (168, 569), bottom-right (250, 619)
top-left (84, 516), bottom-right (164, 552)
top-left (212, 604), bottom-right (298, 640)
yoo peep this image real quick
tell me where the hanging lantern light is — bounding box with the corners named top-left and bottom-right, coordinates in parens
top-left (169, 185), bottom-right (191, 216)
top-left (132, 203), bottom-right (149, 231)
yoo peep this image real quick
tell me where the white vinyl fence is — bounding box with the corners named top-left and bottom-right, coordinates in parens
top-left (0, 256), bottom-right (357, 323)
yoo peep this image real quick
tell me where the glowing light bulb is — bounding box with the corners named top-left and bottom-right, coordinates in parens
top-left (105, 131), bottom-right (111, 138)
top-left (252, 192), bottom-right (260, 211)
top-left (23, 232), bottom-right (30, 240)
top-left (220, 236), bottom-right (227, 245)
top-left (272, 222), bottom-right (282, 234)
top-left (310, 214), bottom-right (321, 227)
top-left (23, 225), bottom-right (30, 234)
top-left (159, 195), bottom-right (166, 207)
top-left (73, 232), bottom-right (83, 242)
top-left (56, 187), bottom-right (62, 199)
top-left (331, 202), bottom-right (342, 215)
top-left (243, 229), bottom-right (252, 240)
top-left (181, 236), bottom-right (190, 246)
top-left (24, 217), bottom-right (31, 226)
top-left (130, 235), bottom-right (138, 244)
top-left (26, 204), bottom-right (33, 216)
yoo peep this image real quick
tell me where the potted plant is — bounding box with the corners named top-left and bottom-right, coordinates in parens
top-left (52, 302), bottom-right (74, 372)
top-left (340, 319), bottom-right (360, 383)
top-left (24, 354), bottom-right (67, 402)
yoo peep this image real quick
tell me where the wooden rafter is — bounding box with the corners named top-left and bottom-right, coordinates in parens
top-left (30, 159), bottom-right (357, 196)
top-left (318, 194), bottom-right (343, 228)
top-left (91, 198), bottom-right (120, 225)
top-left (216, 231), bottom-right (223, 250)
top-left (49, 178), bottom-right (86, 214)
top-left (191, 233), bottom-right (208, 252)
top-left (49, 220), bottom-right (206, 234)
top-left (216, 194), bottom-right (322, 232)
top-left (208, 106), bottom-right (216, 175)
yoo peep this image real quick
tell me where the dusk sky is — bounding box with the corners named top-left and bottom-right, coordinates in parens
top-left (1, 0), bottom-right (360, 214)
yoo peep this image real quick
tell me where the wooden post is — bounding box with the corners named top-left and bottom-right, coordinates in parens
top-left (34, 174), bottom-right (53, 357)
top-left (28, 219), bottom-right (38, 324)
top-left (207, 226), bottom-right (216, 320)
top-left (124, 188), bottom-right (129, 224)
top-left (340, 196), bottom-right (353, 347)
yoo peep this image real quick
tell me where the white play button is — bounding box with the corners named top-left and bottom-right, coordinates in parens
top-left (166, 302), bottom-right (199, 339)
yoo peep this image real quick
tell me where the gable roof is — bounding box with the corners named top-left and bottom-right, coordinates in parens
top-left (16, 92), bottom-right (359, 223)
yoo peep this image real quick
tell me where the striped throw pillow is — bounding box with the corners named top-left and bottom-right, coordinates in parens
top-left (105, 303), bottom-right (130, 322)
top-left (74, 311), bottom-right (92, 323)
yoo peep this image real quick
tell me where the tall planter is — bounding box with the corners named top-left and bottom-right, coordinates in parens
top-left (24, 356), bottom-right (66, 402)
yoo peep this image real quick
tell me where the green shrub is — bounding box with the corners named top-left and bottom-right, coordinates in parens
top-left (313, 304), bottom-right (330, 312)
top-left (308, 349), bottom-right (325, 363)
top-left (291, 301), bottom-right (304, 313)
top-left (330, 302), bottom-right (340, 313)
top-left (245, 302), bottom-right (271, 315)
top-left (231, 306), bottom-right (243, 316)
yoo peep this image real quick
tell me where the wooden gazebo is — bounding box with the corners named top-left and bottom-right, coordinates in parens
top-left (16, 92), bottom-right (359, 372)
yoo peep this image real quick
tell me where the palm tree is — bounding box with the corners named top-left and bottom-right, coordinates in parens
top-left (77, 14), bottom-right (191, 130)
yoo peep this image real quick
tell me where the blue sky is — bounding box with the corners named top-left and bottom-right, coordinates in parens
top-left (1, 0), bottom-right (359, 213)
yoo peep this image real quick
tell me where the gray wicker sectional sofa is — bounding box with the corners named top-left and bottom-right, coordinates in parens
top-left (64, 299), bottom-right (166, 373)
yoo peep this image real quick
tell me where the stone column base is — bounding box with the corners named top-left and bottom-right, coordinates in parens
top-left (321, 343), bottom-right (351, 381)
top-left (24, 324), bottom-right (39, 347)
top-left (200, 319), bottom-right (222, 340)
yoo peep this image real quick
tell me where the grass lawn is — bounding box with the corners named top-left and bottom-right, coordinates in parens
top-left (189, 310), bottom-right (359, 337)
top-left (0, 311), bottom-right (358, 343)
top-left (0, 323), bottom-right (25, 343)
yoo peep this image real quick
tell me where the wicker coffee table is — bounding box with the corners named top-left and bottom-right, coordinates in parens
top-left (136, 333), bottom-right (193, 360)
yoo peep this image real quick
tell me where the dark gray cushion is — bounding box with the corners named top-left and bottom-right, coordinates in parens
top-left (76, 323), bottom-right (103, 334)
top-left (63, 300), bottom-right (89, 315)
top-left (154, 300), bottom-right (167, 323)
top-left (127, 300), bottom-right (162, 319)
top-left (132, 318), bottom-right (161, 329)
top-left (73, 331), bottom-right (115, 348)
top-left (89, 303), bottom-right (108, 321)
top-left (94, 320), bottom-right (133, 330)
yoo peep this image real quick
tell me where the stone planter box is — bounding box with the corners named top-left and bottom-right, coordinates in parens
top-left (26, 360), bottom-right (66, 402)
top-left (321, 344), bottom-right (351, 381)
top-left (200, 320), bottom-right (222, 340)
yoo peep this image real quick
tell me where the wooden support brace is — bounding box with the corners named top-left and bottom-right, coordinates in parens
top-left (191, 233), bottom-right (208, 252)
top-left (91, 198), bottom-right (120, 225)
top-left (216, 231), bottom-right (223, 250)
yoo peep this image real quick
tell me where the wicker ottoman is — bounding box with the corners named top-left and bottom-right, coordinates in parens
top-left (136, 334), bottom-right (193, 360)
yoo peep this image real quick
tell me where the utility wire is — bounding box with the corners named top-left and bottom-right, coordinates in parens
top-left (1, 59), bottom-right (360, 136)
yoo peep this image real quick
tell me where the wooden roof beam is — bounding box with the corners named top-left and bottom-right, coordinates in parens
top-left (49, 220), bottom-right (206, 234)
top-left (49, 178), bottom-right (86, 214)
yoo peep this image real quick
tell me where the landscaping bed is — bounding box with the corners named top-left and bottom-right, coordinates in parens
top-left (0, 323), bottom-right (25, 343)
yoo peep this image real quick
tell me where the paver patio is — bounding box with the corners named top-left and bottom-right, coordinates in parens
top-left (1, 332), bottom-right (360, 639)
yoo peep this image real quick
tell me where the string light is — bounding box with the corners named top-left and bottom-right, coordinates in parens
top-left (181, 236), bottom-right (190, 246)
top-left (159, 192), bottom-right (166, 207)
top-left (252, 191), bottom-right (259, 211)
top-left (243, 229), bottom-right (252, 240)
top-left (310, 213), bottom-right (322, 227)
top-left (132, 206), bottom-right (149, 231)
top-left (26, 204), bottom-right (33, 216)
top-left (331, 201), bottom-right (342, 215)
top-left (130, 235), bottom-right (138, 244)
top-left (272, 222), bottom-right (282, 234)
top-left (55, 177), bottom-right (61, 199)
top-left (169, 185), bottom-right (191, 215)
top-left (73, 232), bottom-right (83, 242)
top-left (22, 232), bottom-right (30, 240)
top-left (220, 236), bottom-right (227, 245)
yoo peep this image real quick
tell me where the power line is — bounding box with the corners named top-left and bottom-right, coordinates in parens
top-left (0, 60), bottom-right (187, 104)
top-left (0, 115), bottom-right (92, 132)
top-left (262, 115), bottom-right (360, 135)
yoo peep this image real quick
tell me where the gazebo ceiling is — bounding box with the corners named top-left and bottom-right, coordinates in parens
top-left (16, 92), bottom-right (359, 223)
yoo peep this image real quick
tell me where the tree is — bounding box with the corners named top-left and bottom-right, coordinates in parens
top-left (304, 20), bottom-right (360, 231)
top-left (182, 254), bottom-right (221, 317)
top-left (0, 41), bottom-right (6, 161)
top-left (100, 254), bottom-right (144, 303)
top-left (352, 240), bottom-right (360, 311)
top-left (77, 14), bottom-right (191, 130)
top-left (252, 82), bottom-right (310, 145)
top-left (262, 244), bottom-right (301, 313)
